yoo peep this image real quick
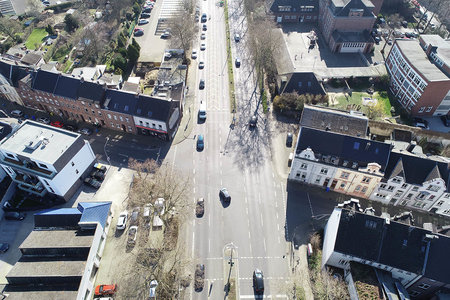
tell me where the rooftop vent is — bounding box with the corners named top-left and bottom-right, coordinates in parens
top-left (25, 136), bottom-right (44, 151)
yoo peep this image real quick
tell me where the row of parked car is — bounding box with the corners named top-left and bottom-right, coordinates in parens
top-left (134, 0), bottom-right (156, 36)
top-left (84, 163), bottom-right (107, 189)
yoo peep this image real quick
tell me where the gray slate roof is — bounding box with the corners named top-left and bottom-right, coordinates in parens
top-left (300, 105), bottom-right (368, 137)
top-left (278, 72), bottom-right (325, 95)
top-left (270, 0), bottom-right (318, 13)
top-left (331, 0), bottom-right (374, 16)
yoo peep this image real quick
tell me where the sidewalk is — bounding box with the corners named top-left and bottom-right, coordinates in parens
top-left (293, 245), bottom-right (314, 300)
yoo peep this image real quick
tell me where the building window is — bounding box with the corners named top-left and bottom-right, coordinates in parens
top-left (340, 172), bottom-right (350, 179)
top-left (361, 187), bottom-right (367, 193)
top-left (300, 163), bottom-right (307, 169)
top-left (114, 115), bottom-right (117, 120)
top-left (401, 183), bottom-right (408, 189)
top-left (380, 184), bottom-right (387, 189)
top-left (108, 114), bottom-right (111, 119)
top-left (38, 163), bottom-right (48, 169)
top-left (436, 200), bottom-right (444, 206)
top-left (355, 185), bottom-right (361, 191)
top-left (5, 153), bottom-right (15, 159)
top-left (298, 82), bottom-right (302, 87)
top-left (125, 117), bottom-right (129, 123)
top-left (406, 193), bottom-right (413, 199)
top-left (75, 169), bottom-right (79, 174)
top-left (418, 107), bottom-right (425, 113)
top-left (426, 106), bottom-right (432, 112)
top-left (320, 168), bottom-right (328, 175)
top-left (315, 176), bottom-right (321, 183)
top-left (387, 186), bottom-right (394, 191)
top-left (362, 177), bottom-right (370, 183)
top-left (48, 187), bottom-right (55, 193)
top-left (340, 183), bottom-right (346, 188)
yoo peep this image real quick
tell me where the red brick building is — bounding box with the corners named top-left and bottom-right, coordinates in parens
top-left (270, 0), bottom-right (319, 23)
top-left (385, 36), bottom-right (450, 116)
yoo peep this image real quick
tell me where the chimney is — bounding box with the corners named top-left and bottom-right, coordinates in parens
top-left (365, 142), bottom-right (371, 150)
top-left (80, 77), bottom-right (84, 83)
top-left (135, 92), bottom-right (139, 98)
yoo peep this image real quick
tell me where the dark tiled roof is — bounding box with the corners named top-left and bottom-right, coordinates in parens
top-left (0, 60), bottom-right (31, 86)
top-left (332, 30), bottom-right (373, 43)
top-left (278, 72), bottom-right (325, 95)
top-left (20, 52), bottom-right (43, 66)
top-left (425, 235), bottom-right (450, 283)
top-left (296, 127), bottom-right (391, 170)
top-left (135, 95), bottom-right (172, 122)
top-left (32, 69), bottom-right (58, 93)
top-left (300, 105), bottom-right (368, 137)
top-left (104, 89), bottom-right (138, 115)
top-left (77, 81), bottom-right (105, 102)
top-left (53, 74), bottom-right (79, 99)
top-left (384, 151), bottom-right (450, 187)
top-left (270, 0), bottom-right (318, 13)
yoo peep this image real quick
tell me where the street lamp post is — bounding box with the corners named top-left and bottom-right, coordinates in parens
top-left (104, 137), bottom-right (111, 167)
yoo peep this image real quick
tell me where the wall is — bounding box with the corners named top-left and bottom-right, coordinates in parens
top-left (344, 270), bottom-right (359, 300)
top-left (412, 80), bottom-right (450, 116)
top-left (321, 208), bottom-right (342, 268)
top-left (0, 181), bottom-right (16, 221)
top-left (133, 116), bottom-right (167, 133)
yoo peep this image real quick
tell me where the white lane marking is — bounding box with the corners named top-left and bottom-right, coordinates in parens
top-left (193, 168), bottom-right (196, 175)
top-left (277, 223), bottom-right (280, 231)
top-left (276, 212), bottom-right (279, 220)
top-left (263, 239), bottom-right (266, 252)
top-left (248, 231), bottom-right (251, 239)
top-left (272, 172), bottom-right (274, 178)
top-left (260, 213), bottom-right (263, 227)
top-left (246, 207), bottom-right (249, 215)
top-left (274, 190), bottom-right (277, 197)
top-left (209, 214), bottom-right (211, 227)
top-left (245, 197), bottom-right (248, 204)
top-left (193, 187), bottom-right (196, 194)
top-left (171, 145), bottom-right (177, 172)
top-left (240, 295), bottom-right (288, 299)
top-left (192, 231), bottom-right (195, 256)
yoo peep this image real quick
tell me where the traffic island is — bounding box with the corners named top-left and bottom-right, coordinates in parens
top-left (223, 243), bottom-right (238, 299)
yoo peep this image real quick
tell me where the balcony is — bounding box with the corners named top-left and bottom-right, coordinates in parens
top-left (1, 157), bottom-right (55, 179)
top-left (18, 183), bottom-right (47, 197)
top-left (12, 173), bottom-right (43, 189)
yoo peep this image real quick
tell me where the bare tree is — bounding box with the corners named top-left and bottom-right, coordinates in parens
top-left (26, 0), bottom-right (42, 17)
top-left (167, 12), bottom-right (196, 54)
top-left (0, 17), bottom-right (22, 42)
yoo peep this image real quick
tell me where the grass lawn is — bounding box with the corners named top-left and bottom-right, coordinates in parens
top-left (332, 91), bottom-right (393, 119)
top-left (25, 28), bottom-right (47, 50)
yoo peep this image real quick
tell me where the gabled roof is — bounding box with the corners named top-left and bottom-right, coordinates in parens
top-left (32, 69), bottom-right (58, 93)
top-left (53, 74), bottom-right (79, 99)
top-left (77, 80), bottom-right (105, 102)
top-left (331, 0), bottom-right (374, 17)
top-left (278, 72), bottom-right (325, 95)
top-left (296, 127), bottom-right (391, 170)
top-left (20, 52), bottom-right (43, 66)
top-left (134, 95), bottom-right (173, 122)
top-left (104, 89), bottom-right (138, 115)
top-left (0, 60), bottom-right (30, 86)
top-left (300, 105), bottom-right (368, 137)
top-left (384, 151), bottom-right (450, 186)
top-left (270, 0), bottom-right (318, 13)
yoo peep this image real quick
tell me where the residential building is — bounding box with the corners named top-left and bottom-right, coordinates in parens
top-left (276, 73), bottom-right (325, 95)
top-left (300, 105), bottom-right (368, 137)
top-left (385, 36), bottom-right (450, 116)
top-left (0, 120), bottom-right (96, 201)
top-left (318, 0), bottom-right (379, 53)
top-left (71, 65), bottom-right (122, 89)
top-left (323, 207), bottom-right (450, 299)
top-left (369, 150), bottom-right (450, 214)
top-left (270, 0), bottom-right (319, 23)
top-left (289, 127), bottom-right (391, 198)
top-left (0, 60), bottom-right (30, 106)
top-left (3, 202), bottom-right (112, 300)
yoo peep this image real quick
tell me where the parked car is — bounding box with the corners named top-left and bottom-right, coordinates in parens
top-left (286, 132), bottom-right (293, 147)
top-left (134, 30), bottom-right (144, 36)
top-left (191, 49), bottom-right (198, 59)
top-left (440, 115), bottom-right (450, 127)
top-left (219, 188), bottom-right (231, 202)
top-left (142, 7), bottom-right (152, 13)
top-left (401, 20), bottom-right (408, 28)
top-left (202, 24), bottom-right (207, 31)
top-left (79, 128), bottom-right (92, 135)
top-left (138, 19), bottom-right (149, 25)
top-left (38, 117), bottom-right (50, 124)
top-left (128, 226), bottom-right (138, 242)
top-left (234, 33), bottom-right (240, 42)
top-left (161, 31), bottom-right (171, 38)
top-left (84, 177), bottom-right (101, 189)
top-left (196, 198), bottom-right (204, 217)
top-left (374, 36), bottom-right (381, 44)
top-left (63, 124), bottom-right (78, 132)
top-left (93, 162), bottom-right (107, 173)
top-left (253, 269), bottom-right (264, 294)
top-left (197, 134), bottom-right (204, 151)
top-left (198, 61), bottom-right (205, 69)
top-left (134, 27), bottom-right (144, 33)
top-left (0, 243), bottom-right (9, 253)
top-left (249, 115), bottom-right (257, 128)
top-left (116, 211), bottom-right (128, 230)
top-left (199, 79), bottom-right (205, 89)
top-left (140, 13), bottom-right (151, 18)
top-left (414, 117), bottom-right (429, 129)
top-left (4, 211), bottom-right (26, 221)
top-left (194, 264), bottom-right (205, 291)
top-left (50, 121), bottom-right (63, 128)
top-left (200, 42), bottom-right (206, 50)
top-left (10, 110), bottom-right (23, 118)
top-left (94, 284), bottom-right (117, 297)
top-left (90, 169), bottom-right (105, 181)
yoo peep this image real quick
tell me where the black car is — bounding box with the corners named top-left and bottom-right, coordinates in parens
top-left (414, 117), bottom-right (429, 129)
top-left (4, 211), bottom-right (26, 220)
top-left (0, 243), bottom-right (9, 253)
top-left (219, 188), bottom-right (231, 202)
top-left (440, 115), bottom-right (450, 127)
top-left (202, 24), bottom-right (207, 31)
top-left (84, 177), bottom-right (101, 189)
top-left (286, 132), bottom-right (293, 147)
top-left (63, 124), bottom-right (78, 132)
top-left (235, 58), bottom-right (241, 67)
top-left (249, 115), bottom-right (257, 128)
top-left (199, 79), bottom-right (205, 90)
top-left (196, 198), bottom-right (204, 217)
top-left (141, 13), bottom-right (151, 18)
top-left (91, 170), bottom-right (105, 181)
top-left (253, 269), bottom-right (264, 294)
top-left (201, 13), bottom-right (207, 22)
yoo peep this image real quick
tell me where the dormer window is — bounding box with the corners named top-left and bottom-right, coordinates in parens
top-left (278, 5), bottom-right (291, 11)
top-left (349, 8), bottom-right (363, 17)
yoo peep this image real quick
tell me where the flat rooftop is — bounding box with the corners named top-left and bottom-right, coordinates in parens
top-left (0, 120), bottom-right (81, 165)
top-left (4, 291), bottom-right (79, 300)
top-left (396, 39), bottom-right (449, 82)
top-left (19, 230), bottom-right (94, 249)
top-left (7, 260), bottom-right (86, 278)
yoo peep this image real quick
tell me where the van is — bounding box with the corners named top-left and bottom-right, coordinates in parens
top-left (198, 101), bottom-right (206, 121)
top-left (10, 110), bottom-right (23, 118)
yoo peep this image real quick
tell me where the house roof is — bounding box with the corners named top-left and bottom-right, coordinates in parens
top-left (300, 105), bottom-right (368, 137)
top-left (332, 0), bottom-right (374, 17)
top-left (134, 95), bottom-right (173, 122)
top-left (278, 72), bottom-right (325, 95)
top-left (20, 52), bottom-right (43, 66)
top-left (77, 80), bottom-right (105, 102)
top-left (296, 127), bottom-right (391, 170)
top-left (32, 69), bottom-right (58, 93)
top-left (104, 89), bottom-right (138, 114)
top-left (425, 235), bottom-right (450, 283)
top-left (19, 230), bottom-right (94, 249)
top-left (270, 0), bottom-right (318, 13)
top-left (332, 30), bottom-right (373, 43)
top-left (0, 60), bottom-right (30, 86)
top-left (384, 151), bottom-right (450, 187)
top-left (53, 74), bottom-right (79, 99)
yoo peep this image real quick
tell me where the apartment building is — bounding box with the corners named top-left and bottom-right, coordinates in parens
top-left (385, 36), bottom-right (450, 116)
top-left (270, 0), bottom-right (319, 23)
top-left (323, 207), bottom-right (450, 299)
top-left (318, 0), bottom-right (379, 53)
top-left (0, 121), bottom-right (96, 201)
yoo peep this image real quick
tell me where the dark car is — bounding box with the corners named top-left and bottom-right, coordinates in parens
top-left (219, 188), bottom-right (231, 202)
top-left (201, 13), bottom-right (207, 22)
top-left (134, 30), bottom-right (144, 36)
top-left (141, 13), bottom-right (151, 18)
top-left (235, 58), bottom-right (241, 67)
top-left (194, 264), bottom-right (205, 291)
top-left (84, 177), bottom-right (101, 189)
top-left (197, 134), bottom-right (204, 151)
top-left (142, 7), bottom-right (151, 13)
top-left (249, 115), bottom-right (257, 128)
top-left (414, 117), bottom-right (429, 129)
top-left (4, 211), bottom-right (26, 220)
top-left (0, 243), bottom-right (9, 253)
top-left (91, 170), bottom-right (105, 181)
top-left (202, 24), bottom-right (207, 31)
top-left (286, 132), bottom-right (293, 147)
top-left (199, 79), bottom-right (205, 90)
top-left (253, 269), bottom-right (264, 294)
top-left (440, 115), bottom-right (450, 127)
top-left (374, 36), bottom-right (381, 44)
top-left (63, 124), bottom-right (78, 132)
top-left (196, 198), bottom-right (204, 217)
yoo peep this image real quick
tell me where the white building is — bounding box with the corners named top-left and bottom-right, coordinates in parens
top-left (0, 120), bottom-right (96, 201)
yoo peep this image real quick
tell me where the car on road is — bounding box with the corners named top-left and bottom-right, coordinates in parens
top-left (138, 19), bottom-right (149, 25)
top-left (50, 121), bottom-right (63, 128)
top-left (286, 132), bottom-right (293, 147)
top-left (94, 284), bottom-right (117, 297)
top-left (201, 33), bottom-right (206, 40)
top-left (249, 115), bottom-right (257, 128)
top-left (194, 264), bottom-right (205, 291)
top-left (387, 39), bottom-right (393, 45)
top-left (140, 13), bottom-right (151, 18)
top-left (440, 115), bottom-right (450, 127)
top-left (253, 269), bottom-right (264, 293)
top-left (79, 128), bottom-right (92, 135)
top-left (200, 42), bottom-right (206, 50)
top-left (199, 79), bottom-right (205, 89)
top-left (202, 24), bottom-right (207, 31)
top-left (201, 13), bottom-right (207, 22)
top-left (198, 61), bottom-right (205, 69)
top-left (235, 58), bottom-right (241, 67)
top-left (4, 211), bottom-right (26, 220)
top-left (10, 110), bottom-right (23, 118)
top-left (0, 243), bottom-right (9, 253)
top-left (234, 33), bottom-right (240, 42)
top-left (191, 49), bottom-right (198, 59)
top-left (38, 117), bottom-right (51, 124)
top-left (196, 134), bottom-right (204, 151)
top-left (196, 198), bottom-right (204, 217)
top-left (128, 226), bottom-right (138, 242)
top-left (84, 177), bottom-right (101, 189)
top-left (116, 211), bottom-right (128, 230)
top-left (90, 169), bottom-right (105, 181)
top-left (219, 188), bottom-right (231, 202)
top-left (414, 117), bottom-right (429, 129)
top-left (374, 36), bottom-right (381, 44)
top-left (63, 124), bottom-right (78, 132)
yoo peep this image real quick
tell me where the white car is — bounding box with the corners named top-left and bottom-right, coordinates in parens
top-left (138, 19), bottom-right (149, 25)
top-left (201, 33), bottom-right (206, 40)
top-left (200, 43), bottom-right (206, 50)
top-left (38, 117), bottom-right (50, 124)
top-left (191, 49), bottom-right (198, 59)
top-left (116, 211), bottom-right (128, 230)
top-left (198, 61), bottom-right (205, 69)
top-left (128, 226), bottom-right (138, 242)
